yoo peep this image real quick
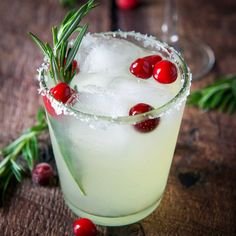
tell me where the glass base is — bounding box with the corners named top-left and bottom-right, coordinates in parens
top-left (65, 196), bottom-right (163, 226)
top-left (176, 38), bottom-right (215, 80)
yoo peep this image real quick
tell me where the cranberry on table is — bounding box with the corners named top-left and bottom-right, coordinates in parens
top-left (143, 55), bottom-right (162, 68)
top-left (73, 218), bottom-right (97, 236)
top-left (130, 58), bottom-right (153, 79)
top-left (153, 60), bottom-right (178, 84)
top-left (129, 103), bottom-right (160, 133)
top-left (32, 163), bottom-right (54, 185)
top-left (116, 0), bottom-right (138, 10)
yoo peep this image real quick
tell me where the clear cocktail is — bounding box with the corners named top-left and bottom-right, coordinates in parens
top-left (39, 31), bottom-right (191, 226)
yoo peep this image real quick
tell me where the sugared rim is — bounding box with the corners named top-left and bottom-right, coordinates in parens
top-left (38, 31), bottom-right (192, 124)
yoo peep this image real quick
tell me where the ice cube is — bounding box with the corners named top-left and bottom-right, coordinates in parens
top-left (71, 73), bottom-right (114, 91)
top-left (76, 35), bottom-right (147, 74)
top-left (73, 85), bottom-right (126, 117)
top-left (108, 76), bottom-right (175, 111)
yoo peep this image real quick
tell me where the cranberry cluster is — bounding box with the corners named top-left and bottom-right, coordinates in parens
top-left (130, 55), bottom-right (178, 83)
top-left (129, 55), bottom-right (178, 133)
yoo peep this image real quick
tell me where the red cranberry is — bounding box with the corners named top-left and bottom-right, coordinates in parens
top-left (73, 218), bottom-right (97, 236)
top-left (50, 82), bottom-right (73, 103)
top-left (130, 58), bottom-right (153, 79)
top-left (129, 103), bottom-right (160, 133)
top-left (32, 163), bottom-right (54, 185)
top-left (153, 60), bottom-right (178, 84)
top-left (143, 55), bottom-right (162, 68)
top-left (116, 0), bottom-right (138, 10)
top-left (43, 82), bottom-right (74, 117)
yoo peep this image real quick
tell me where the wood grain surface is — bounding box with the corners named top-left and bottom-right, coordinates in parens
top-left (0, 0), bottom-right (236, 235)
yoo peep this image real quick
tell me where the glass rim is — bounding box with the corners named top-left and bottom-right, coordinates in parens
top-left (39, 31), bottom-right (192, 124)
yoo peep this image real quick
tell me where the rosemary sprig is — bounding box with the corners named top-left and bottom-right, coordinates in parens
top-left (29, 0), bottom-right (97, 85)
top-left (0, 109), bottom-right (48, 204)
top-left (187, 74), bottom-right (236, 114)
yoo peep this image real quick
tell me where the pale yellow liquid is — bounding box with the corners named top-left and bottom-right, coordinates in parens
top-left (45, 33), bottom-right (187, 226)
top-left (48, 102), bottom-right (184, 225)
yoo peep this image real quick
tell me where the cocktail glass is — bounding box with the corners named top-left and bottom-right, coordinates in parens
top-left (38, 31), bottom-right (191, 226)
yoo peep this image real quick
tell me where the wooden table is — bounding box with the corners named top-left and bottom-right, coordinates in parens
top-left (1, 0), bottom-right (236, 235)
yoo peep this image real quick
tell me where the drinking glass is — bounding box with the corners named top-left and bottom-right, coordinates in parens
top-left (162, 0), bottom-right (215, 80)
top-left (39, 31), bottom-right (191, 226)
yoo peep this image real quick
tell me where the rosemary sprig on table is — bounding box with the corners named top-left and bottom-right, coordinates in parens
top-left (29, 0), bottom-right (97, 84)
top-left (187, 74), bottom-right (236, 114)
top-left (0, 109), bottom-right (48, 204)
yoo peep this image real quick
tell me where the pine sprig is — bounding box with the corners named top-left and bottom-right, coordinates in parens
top-left (29, 0), bottom-right (97, 85)
top-left (187, 74), bottom-right (236, 114)
top-left (0, 109), bottom-right (48, 204)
